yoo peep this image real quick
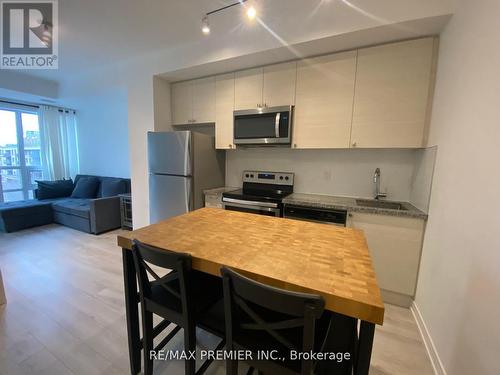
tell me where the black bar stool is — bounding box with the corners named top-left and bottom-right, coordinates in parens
top-left (221, 267), bottom-right (335, 375)
top-left (132, 240), bottom-right (224, 375)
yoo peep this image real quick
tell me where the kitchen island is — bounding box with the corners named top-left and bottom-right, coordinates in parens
top-left (118, 207), bottom-right (384, 374)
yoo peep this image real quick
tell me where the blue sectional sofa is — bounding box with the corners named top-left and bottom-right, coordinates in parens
top-left (0, 175), bottom-right (130, 234)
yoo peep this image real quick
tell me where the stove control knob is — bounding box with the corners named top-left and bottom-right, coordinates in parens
top-left (279, 176), bottom-right (284, 180)
top-left (245, 174), bottom-right (249, 178)
top-left (250, 174), bottom-right (254, 178)
top-left (285, 176), bottom-right (289, 181)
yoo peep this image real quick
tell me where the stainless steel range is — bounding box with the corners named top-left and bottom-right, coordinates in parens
top-left (222, 171), bottom-right (294, 217)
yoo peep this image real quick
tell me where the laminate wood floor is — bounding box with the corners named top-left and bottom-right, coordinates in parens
top-left (0, 224), bottom-right (434, 375)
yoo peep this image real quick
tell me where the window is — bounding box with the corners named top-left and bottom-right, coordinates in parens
top-left (0, 105), bottom-right (43, 202)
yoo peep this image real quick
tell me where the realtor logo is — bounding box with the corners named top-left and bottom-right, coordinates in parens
top-left (1, 0), bottom-right (58, 69)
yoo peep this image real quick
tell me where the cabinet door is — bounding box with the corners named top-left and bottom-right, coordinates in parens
top-left (351, 38), bottom-right (435, 148)
top-left (215, 73), bottom-right (235, 149)
top-left (205, 194), bottom-right (223, 208)
top-left (347, 212), bottom-right (425, 296)
top-left (293, 51), bottom-right (356, 148)
top-left (263, 61), bottom-right (297, 107)
top-left (234, 67), bottom-right (263, 110)
top-left (192, 76), bottom-right (215, 123)
top-left (171, 81), bottom-right (192, 125)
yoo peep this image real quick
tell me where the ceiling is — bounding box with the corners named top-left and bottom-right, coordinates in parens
top-left (9, 0), bottom-right (455, 86)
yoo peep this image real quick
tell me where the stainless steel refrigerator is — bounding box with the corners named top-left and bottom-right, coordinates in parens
top-left (148, 131), bottom-right (225, 223)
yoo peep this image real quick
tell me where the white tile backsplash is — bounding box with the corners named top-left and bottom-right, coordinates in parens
top-left (226, 148), bottom-right (428, 202)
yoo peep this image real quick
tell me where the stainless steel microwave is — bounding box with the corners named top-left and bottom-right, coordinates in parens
top-left (233, 105), bottom-right (293, 146)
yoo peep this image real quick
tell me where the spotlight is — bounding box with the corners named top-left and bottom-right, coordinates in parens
top-left (247, 6), bottom-right (256, 20)
top-left (201, 16), bottom-right (210, 34)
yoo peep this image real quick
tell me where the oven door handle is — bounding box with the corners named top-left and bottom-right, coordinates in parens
top-left (222, 197), bottom-right (278, 208)
top-left (223, 202), bottom-right (281, 216)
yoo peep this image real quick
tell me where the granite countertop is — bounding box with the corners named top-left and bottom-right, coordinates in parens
top-left (203, 187), bottom-right (239, 198)
top-left (282, 193), bottom-right (428, 219)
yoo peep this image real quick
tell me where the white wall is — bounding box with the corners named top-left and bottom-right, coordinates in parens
top-left (126, 74), bottom-right (156, 228)
top-left (227, 148), bottom-right (419, 202)
top-left (0, 70), bottom-right (58, 99)
top-left (153, 76), bottom-right (172, 132)
top-left (73, 87), bottom-right (130, 178)
top-left (415, 1), bottom-right (500, 374)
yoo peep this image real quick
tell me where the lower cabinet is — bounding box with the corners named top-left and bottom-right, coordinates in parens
top-left (204, 194), bottom-right (223, 209)
top-left (347, 212), bottom-right (425, 306)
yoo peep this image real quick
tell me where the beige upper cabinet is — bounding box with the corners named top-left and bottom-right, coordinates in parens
top-left (215, 73), bottom-right (235, 150)
top-left (171, 77), bottom-right (215, 125)
top-left (192, 77), bottom-right (215, 124)
top-left (293, 51), bottom-right (357, 149)
top-left (351, 38), bottom-right (436, 148)
top-left (171, 81), bottom-right (192, 125)
top-left (234, 68), bottom-right (264, 110)
top-left (263, 62), bottom-right (297, 107)
top-left (171, 37), bottom-right (436, 148)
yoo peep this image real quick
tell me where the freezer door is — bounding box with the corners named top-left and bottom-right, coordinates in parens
top-left (148, 131), bottom-right (192, 176)
top-left (149, 174), bottom-right (192, 223)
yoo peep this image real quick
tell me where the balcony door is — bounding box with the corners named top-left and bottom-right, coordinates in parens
top-left (0, 106), bottom-right (43, 202)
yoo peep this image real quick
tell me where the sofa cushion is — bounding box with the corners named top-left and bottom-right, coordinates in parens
top-left (0, 199), bottom-right (54, 218)
top-left (36, 179), bottom-right (74, 200)
top-left (52, 199), bottom-right (91, 219)
top-left (74, 174), bottom-right (131, 198)
top-left (100, 178), bottom-right (127, 197)
top-left (71, 177), bottom-right (99, 198)
top-left (0, 200), bottom-right (54, 232)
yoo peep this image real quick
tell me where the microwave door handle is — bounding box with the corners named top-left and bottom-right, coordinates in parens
top-left (275, 113), bottom-right (281, 138)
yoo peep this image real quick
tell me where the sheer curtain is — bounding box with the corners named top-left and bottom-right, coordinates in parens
top-left (39, 106), bottom-right (80, 180)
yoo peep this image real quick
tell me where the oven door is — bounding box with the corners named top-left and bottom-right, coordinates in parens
top-left (233, 106), bottom-right (292, 145)
top-left (222, 198), bottom-right (281, 217)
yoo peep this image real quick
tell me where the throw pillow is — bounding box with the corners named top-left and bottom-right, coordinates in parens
top-left (36, 179), bottom-right (74, 200)
top-left (71, 177), bottom-right (100, 199)
top-left (101, 179), bottom-right (127, 197)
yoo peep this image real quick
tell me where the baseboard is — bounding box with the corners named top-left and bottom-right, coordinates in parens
top-left (411, 302), bottom-right (447, 375)
top-left (380, 289), bottom-right (413, 308)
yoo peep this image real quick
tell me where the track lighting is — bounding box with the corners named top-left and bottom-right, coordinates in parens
top-left (247, 6), bottom-right (256, 20)
top-left (202, 0), bottom-right (257, 36)
top-left (201, 16), bottom-right (210, 34)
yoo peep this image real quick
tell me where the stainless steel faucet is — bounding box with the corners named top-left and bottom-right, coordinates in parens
top-left (373, 168), bottom-right (387, 200)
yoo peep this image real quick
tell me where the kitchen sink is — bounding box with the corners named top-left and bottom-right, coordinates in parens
top-left (355, 199), bottom-right (408, 211)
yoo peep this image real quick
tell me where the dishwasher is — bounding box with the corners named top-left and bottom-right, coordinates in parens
top-left (283, 205), bottom-right (347, 226)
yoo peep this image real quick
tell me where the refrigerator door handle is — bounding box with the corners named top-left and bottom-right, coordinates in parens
top-left (184, 134), bottom-right (190, 176)
top-left (185, 177), bottom-right (191, 212)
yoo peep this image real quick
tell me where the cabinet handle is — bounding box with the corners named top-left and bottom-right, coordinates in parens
top-left (348, 213), bottom-right (353, 217)
top-left (228, 144), bottom-right (233, 148)
top-left (293, 143), bottom-right (297, 148)
top-left (257, 104), bottom-right (261, 108)
top-left (352, 142), bottom-right (357, 148)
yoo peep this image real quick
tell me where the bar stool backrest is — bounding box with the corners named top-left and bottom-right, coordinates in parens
top-left (132, 239), bottom-right (193, 325)
top-left (221, 267), bottom-right (326, 375)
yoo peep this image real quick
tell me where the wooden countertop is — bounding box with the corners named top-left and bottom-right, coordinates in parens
top-left (117, 208), bottom-right (384, 325)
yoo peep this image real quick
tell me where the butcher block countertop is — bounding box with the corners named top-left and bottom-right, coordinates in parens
top-left (117, 208), bottom-right (385, 325)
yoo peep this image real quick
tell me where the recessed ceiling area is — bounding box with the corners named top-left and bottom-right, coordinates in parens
top-left (160, 14), bottom-right (451, 83)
